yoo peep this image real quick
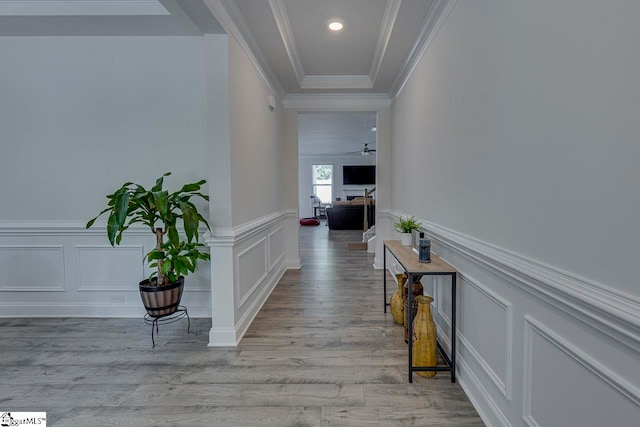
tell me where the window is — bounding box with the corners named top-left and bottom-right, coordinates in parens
top-left (312, 164), bottom-right (333, 204)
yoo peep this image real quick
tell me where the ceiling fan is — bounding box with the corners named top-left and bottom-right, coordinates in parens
top-left (345, 143), bottom-right (377, 156)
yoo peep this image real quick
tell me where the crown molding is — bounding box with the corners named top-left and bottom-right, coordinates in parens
top-left (204, 0), bottom-right (285, 99)
top-left (369, 0), bottom-right (402, 84)
top-left (300, 75), bottom-right (373, 90)
top-left (389, 0), bottom-right (458, 100)
top-left (283, 93), bottom-right (391, 110)
top-left (268, 0), bottom-right (305, 85)
top-left (0, 0), bottom-right (169, 16)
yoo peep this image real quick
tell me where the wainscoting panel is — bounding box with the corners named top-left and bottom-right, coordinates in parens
top-left (236, 237), bottom-right (268, 307)
top-left (523, 316), bottom-right (640, 427)
top-left (0, 223), bottom-right (211, 317)
top-left (207, 211), bottom-right (289, 346)
top-left (388, 210), bottom-right (640, 427)
top-left (77, 245), bottom-right (145, 291)
top-left (0, 245), bottom-right (66, 291)
top-left (268, 226), bottom-right (285, 271)
top-left (458, 273), bottom-right (513, 400)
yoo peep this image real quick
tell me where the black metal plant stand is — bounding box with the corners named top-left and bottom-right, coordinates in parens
top-left (143, 305), bottom-right (190, 348)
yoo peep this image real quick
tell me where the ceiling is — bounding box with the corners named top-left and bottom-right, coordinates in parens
top-left (0, 0), bottom-right (446, 156)
top-left (298, 112), bottom-right (377, 157)
top-left (0, 0), bottom-right (224, 36)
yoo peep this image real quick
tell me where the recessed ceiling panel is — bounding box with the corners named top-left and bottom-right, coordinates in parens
top-left (374, 0), bottom-right (434, 91)
top-left (235, 0), bottom-right (301, 92)
top-left (284, 0), bottom-right (387, 76)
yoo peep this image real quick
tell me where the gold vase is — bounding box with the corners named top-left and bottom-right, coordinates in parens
top-left (403, 278), bottom-right (424, 342)
top-left (390, 274), bottom-right (406, 325)
top-left (412, 295), bottom-right (437, 378)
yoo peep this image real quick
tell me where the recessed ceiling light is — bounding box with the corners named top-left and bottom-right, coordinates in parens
top-left (328, 21), bottom-right (343, 31)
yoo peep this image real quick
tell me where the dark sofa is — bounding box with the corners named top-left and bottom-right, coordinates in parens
top-left (326, 204), bottom-right (375, 230)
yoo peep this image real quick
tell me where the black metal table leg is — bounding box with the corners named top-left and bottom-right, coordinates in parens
top-left (451, 273), bottom-right (457, 383)
top-left (383, 246), bottom-right (387, 313)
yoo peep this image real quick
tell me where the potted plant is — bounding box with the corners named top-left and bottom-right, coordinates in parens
top-left (86, 172), bottom-right (211, 317)
top-left (394, 215), bottom-right (422, 246)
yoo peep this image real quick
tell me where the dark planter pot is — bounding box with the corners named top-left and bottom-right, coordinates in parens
top-left (139, 276), bottom-right (184, 318)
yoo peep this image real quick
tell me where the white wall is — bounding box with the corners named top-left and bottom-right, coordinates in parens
top-left (0, 36), bottom-right (213, 316)
top-left (391, 0), bottom-right (640, 425)
top-left (228, 36), bottom-right (284, 227)
top-left (0, 37), bottom-right (208, 221)
top-left (206, 35), bottom-right (290, 345)
top-left (298, 154), bottom-right (376, 218)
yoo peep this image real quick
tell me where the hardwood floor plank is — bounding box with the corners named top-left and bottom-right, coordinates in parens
top-left (123, 384), bottom-right (365, 407)
top-left (0, 384), bottom-right (137, 407)
top-left (52, 407), bottom-right (322, 427)
top-left (185, 365), bottom-right (404, 385)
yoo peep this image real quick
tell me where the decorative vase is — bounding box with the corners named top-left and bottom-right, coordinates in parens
top-left (412, 295), bottom-right (437, 377)
top-left (400, 232), bottom-right (412, 246)
top-left (390, 274), bottom-right (406, 325)
top-left (403, 278), bottom-right (424, 342)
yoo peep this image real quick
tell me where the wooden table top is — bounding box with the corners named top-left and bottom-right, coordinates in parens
top-left (384, 240), bottom-right (457, 274)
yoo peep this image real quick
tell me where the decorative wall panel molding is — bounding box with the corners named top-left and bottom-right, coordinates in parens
top-left (236, 237), bottom-right (268, 308)
top-left (0, 221), bottom-right (150, 236)
top-left (0, 245), bottom-right (66, 291)
top-left (523, 316), bottom-right (640, 427)
top-left (388, 210), bottom-right (640, 352)
top-left (76, 245), bottom-right (145, 291)
top-left (268, 226), bottom-right (285, 271)
top-left (458, 272), bottom-right (513, 400)
top-left (0, 221), bottom-right (209, 317)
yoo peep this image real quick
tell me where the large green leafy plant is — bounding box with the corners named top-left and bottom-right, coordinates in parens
top-left (87, 172), bottom-right (211, 286)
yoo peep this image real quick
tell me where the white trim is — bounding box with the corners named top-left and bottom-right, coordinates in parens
top-left (75, 244), bottom-right (145, 292)
top-left (206, 210), bottom-right (288, 247)
top-left (208, 326), bottom-right (239, 346)
top-left (300, 75), bottom-right (373, 90)
top-left (0, 221), bottom-right (151, 236)
top-left (268, 226), bottom-right (285, 271)
top-left (390, 0), bottom-right (458, 100)
top-left (458, 272), bottom-right (514, 400)
top-left (286, 258), bottom-right (302, 269)
top-left (283, 93), bottom-right (391, 110)
top-left (522, 315), bottom-right (640, 427)
top-left (0, 245), bottom-right (66, 292)
top-left (235, 237), bottom-right (268, 308)
top-left (233, 263), bottom-right (286, 345)
top-left (457, 355), bottom-right (512, 427)
top-left (369, 0), bottom-right (402, 84)
top-left (389, 210), bottom-right (640, 352)
top-left (268, 0), bottom-right (305, 84)
top-left (0, 0), bottom-right (169, 16)
top-left (435, 276), bottom-right (452, 327)
top-left (0, 302), bottom-right (210, 318)
top-left (204, 0), bottom-right (285, 99)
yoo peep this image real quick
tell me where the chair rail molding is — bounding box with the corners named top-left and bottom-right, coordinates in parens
top-left (388, 210), bottom-right (640, 353)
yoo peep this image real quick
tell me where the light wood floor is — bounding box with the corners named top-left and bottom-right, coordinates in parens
top-left (0, 226), bottom-right (483, 426)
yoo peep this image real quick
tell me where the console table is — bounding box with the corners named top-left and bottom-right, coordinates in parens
top-left (383, 240), bottom-right (457, 383)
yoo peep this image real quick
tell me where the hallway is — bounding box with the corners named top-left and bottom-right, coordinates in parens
top-left (0, 226), bottom-right (482, 426)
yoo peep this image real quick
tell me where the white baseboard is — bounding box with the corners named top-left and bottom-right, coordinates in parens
top-left (0, 303), bottom-right (211, 318)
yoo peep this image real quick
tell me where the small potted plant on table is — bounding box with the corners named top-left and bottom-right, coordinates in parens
top-left (86, 172), bottom-right (210, 317)
top-left (394, 216), bottom-right (422, 246)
